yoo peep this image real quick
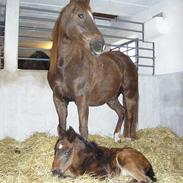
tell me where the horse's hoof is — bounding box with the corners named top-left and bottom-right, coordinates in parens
top-left (126, 137), bottom-right (132, 141)
top-left (114, 133), bottom-right (121, 143)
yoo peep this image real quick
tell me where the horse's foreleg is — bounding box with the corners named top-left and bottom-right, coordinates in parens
top-left (107, 99), bottom-right (125, 143)
top-left (53, 88), bottom-right (68, 131)
top-left (76, 97), bottom-right (89, 139)
top-left (123, 92), bottom-right (138, 139)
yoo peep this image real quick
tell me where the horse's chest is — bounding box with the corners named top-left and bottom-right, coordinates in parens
top-left (56, 67), bottom-right (92, 99)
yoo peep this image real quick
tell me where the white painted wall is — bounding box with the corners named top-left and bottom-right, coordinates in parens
top-left (132, 0), bottom-right (183, 75)
top-left (0, 70), bottom-right (161, 141)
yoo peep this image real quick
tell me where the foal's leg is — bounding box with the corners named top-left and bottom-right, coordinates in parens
top-left (107, 99), bottom-right (125, 143)
top-left (123, 91), bottom-right (138, 139)
top-left (76, 97), bottom-right (89, 139)
top-left (53, 87), bottom-right (68, 131)
top-left (120, 163), bottom-right (149, 183)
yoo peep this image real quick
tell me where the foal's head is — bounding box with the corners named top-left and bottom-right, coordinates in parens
top-left (58, 0), bottom-right (105, 55)
top-left (52, 126), bottom-right (91, 177)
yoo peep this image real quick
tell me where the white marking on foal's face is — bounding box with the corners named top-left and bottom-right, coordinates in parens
top-left (88, 10), bottom-right (94, 21)
top-left (58, 143), bottom-right (63, 149)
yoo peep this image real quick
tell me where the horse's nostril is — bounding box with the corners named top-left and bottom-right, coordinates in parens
top-left (52, 169), bottom-right (60, 176)
top-left (90, 39), bottom-right (105, 54)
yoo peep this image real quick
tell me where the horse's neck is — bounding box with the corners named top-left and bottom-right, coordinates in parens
top-left (59, 36), bottom-right (91, 60)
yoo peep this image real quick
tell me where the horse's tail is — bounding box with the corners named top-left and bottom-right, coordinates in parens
top-left (146, 164), bottom-right (157, 182)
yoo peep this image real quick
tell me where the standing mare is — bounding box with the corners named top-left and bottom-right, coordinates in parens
top-left (47, 0), bottom-right (139, 140)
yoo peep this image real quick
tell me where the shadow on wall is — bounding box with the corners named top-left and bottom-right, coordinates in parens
top-left (18, 51), bottom-right (50, 70)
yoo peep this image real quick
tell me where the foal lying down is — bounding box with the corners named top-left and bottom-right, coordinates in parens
top-left (52, 126), bottom-right (157, 183)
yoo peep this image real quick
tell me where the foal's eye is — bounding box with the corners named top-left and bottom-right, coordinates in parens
top-left (64, 151), bottom-right (69, 155)
top-left (78, 13), bottom-right (84, 19)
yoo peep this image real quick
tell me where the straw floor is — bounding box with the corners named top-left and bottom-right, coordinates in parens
top-left (0, 127), bottom-right (183, 183)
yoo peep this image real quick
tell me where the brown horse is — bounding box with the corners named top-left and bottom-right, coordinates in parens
top-left (52, 126), bottom-right (157, 183)
top-left (47, 0), bottom-right (139, 141)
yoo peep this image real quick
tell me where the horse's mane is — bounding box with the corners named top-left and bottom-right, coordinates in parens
top-left (49, 13), bottom-right (61, 74)
top-left (49, 4), bottom-right (69, 74)
top-left (76, 133), bottom-right (99, 152)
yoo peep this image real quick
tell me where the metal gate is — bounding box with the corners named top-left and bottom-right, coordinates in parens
top-left (0, 0), bottom-right (6, 69)
top-left (17, 1), bottom-right (155, 74)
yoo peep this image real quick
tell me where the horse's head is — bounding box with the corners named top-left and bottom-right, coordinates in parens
top-left (59, 0), bottom-right (105, 55)
top-left (51, 126), bottom-right (87, 177)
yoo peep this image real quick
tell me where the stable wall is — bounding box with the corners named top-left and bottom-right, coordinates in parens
top-left (1, 70), bottom-right (182, 141)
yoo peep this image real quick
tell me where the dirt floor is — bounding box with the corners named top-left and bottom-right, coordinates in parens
top-left (0, 127), bottom-right (183, 183)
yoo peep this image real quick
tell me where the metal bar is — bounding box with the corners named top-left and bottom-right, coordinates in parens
top-left (142, 23), bottom-right (145, 41)
top-left (19, 47), bottom-right (50, 51)
top-left (142, 40), bottom-right (154, 44)
top-left (152, 42), bottom-right (155, 75)
top-left (138, 64), bottom-right (154, 68)
top-left (19, 35), bottom-right (50, 41)
top-left (105, 43), bottom-right (133, 48)
top-left (19, 22), bottom-right (143, 36)
top-left (139, 47), bottom-right (153, 51)
top-left (18, 57), bottom-right (49, 61)
top-left (137, 56), bottom-right (154, 59)
top-left (125, 55), bottom-right (154, 60)
top-left (19, 25), bottom-right (52, 32)
top-left (19, 15), bottom-right (56, 23)
top-left (123, 47), bottom-right (135, 53)
top-left (0, 25), bottom-right (5, 28)
top-left (119, 40), bottom-right (135, 47)
top-left (97, 24), bottom-right (142, 33)
top-left (20, 5), bottom-right (60, 14)
top-left (19, 31), bottom-right (139, 42)
top-left (117, 18), bottom-right (143, 25)
top-left (103, 34), bottom-right (136, 40)
top-left (135, 39), bottom-right (139, 71)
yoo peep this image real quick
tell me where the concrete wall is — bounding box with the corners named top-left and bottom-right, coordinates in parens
top-left (1, 70), bottom-right (182, 141)
top-left (159, 72), bottom-right (183, 136)
top-left (0, 70), bottom-right (158, 140)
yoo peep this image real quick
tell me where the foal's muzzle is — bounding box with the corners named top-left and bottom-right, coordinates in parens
top-left (90, 38), bottom-right (105, 55)
top-left (52, 169), bottom-right (64, 177)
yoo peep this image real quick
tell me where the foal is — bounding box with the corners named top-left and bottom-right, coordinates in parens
top-left (52, 126), bottom-right (157, 183)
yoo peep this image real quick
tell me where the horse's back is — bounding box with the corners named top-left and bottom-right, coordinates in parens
top-left (100, 51), bottom-right (138, 91)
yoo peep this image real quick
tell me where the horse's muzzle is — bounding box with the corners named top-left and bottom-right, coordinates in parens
top-left (52, 169), bottom-right (65, 177)
top-left (90, 38), bottom-right (105, 55)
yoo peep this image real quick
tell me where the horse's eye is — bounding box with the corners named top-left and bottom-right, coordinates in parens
top-left (64, 151), bottom-right (69, 155)
top-left (78, 13), bottom-right (84, 19)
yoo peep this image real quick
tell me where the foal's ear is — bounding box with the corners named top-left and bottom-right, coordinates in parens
top-left (67, 126), bottom-right (76, 142)
top-left (57, 125), bottom-right (66, 138)
top-left (70, 0), bottom-right (90, 6)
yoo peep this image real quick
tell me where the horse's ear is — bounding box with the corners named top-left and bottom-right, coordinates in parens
top-left (57, 125), bottom-right (66, 138)
top-left (67, 126), bottom-right (76, 142)
top-left (70, 0), bottom-right (90, 6)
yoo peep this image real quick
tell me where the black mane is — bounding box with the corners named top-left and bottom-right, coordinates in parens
top-left (76, 133), bottom-right (99, 151)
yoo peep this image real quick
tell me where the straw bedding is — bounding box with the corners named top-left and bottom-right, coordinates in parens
top-left (0, 127), bottom-right (183, 183)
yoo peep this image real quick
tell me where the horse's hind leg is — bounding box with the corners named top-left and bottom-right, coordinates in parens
top-left (123, 91), bottom-right (138, 139)
top-left (53, 86), bottom-right (68, 131)
top-left (118, 162), bottom-right (149, 183)
top-left (107, 99), bottom-right (125, 142)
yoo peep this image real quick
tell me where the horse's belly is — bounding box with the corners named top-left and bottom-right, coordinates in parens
top-left (89, 84), bottom-right (121, 106)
